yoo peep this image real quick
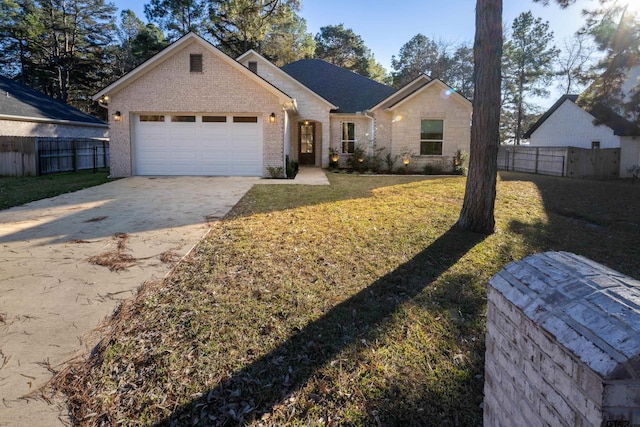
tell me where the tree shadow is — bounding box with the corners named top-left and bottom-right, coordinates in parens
top-left (499, 171), bottom-right (640, 278)
top-left (155, 226), bottom-right (486, 426)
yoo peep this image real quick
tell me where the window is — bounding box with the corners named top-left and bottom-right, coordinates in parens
top-left (592, 141), bottom-right (601, 149)
top-left (342, 122), bottom-right (355, 153)
top-left (171, 115), bottom-right (196, 122)
top-left (420, 119), bottom-right (444, 155)
top-left (233, 116), bottom-right (258, 123)
top-left (139, 115), bottom-right (164, 122)
top-left (248, 61), bottom-right (258, 73)
top-left (203, 116), bottom-right (227, 123)
top-left (190, 54), bottom-right (203, 72)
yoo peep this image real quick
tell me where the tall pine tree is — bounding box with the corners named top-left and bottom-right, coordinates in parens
top-left (502, 11), bottom-right (559, 145)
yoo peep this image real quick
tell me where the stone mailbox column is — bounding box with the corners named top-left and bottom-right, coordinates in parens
top-left (484, 251), bottom-right (640, 427)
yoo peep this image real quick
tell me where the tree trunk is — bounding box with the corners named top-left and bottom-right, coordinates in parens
top-left (456, 0), bottom-right (503, 234)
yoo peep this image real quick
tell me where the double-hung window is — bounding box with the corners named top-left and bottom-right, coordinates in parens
top-left (420, 119), bottom-right (444, 155)
top-left (342, 122), bottom-right (355, 154)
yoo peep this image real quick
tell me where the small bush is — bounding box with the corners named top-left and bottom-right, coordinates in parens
top-left (347, 145), bottom-right (367, 173)
top-left (266, 166), bottom-right (285, 179)
top-left (286, 160), bottom-right (299, 179)
top-left (384, 152), bottom-right (398, 173)
top-left (453, 150), bottom-right (469, 176)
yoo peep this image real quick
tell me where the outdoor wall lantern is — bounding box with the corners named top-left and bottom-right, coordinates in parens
top-left (113, 111), bottom-right (122, 122)
top-left (402, 155), bottom-right (411, 166)
top-left (330, 153), bottom-right (339, 163)
top-left (269, 112), bottom-right (276, 123)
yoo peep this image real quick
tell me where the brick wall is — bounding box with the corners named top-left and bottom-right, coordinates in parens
top-left (108, 40), bottom-right (285, 177)
top-left (485, 252), bottom-right (640, 427)
top-left (380, 83), bottom-right (471, 173)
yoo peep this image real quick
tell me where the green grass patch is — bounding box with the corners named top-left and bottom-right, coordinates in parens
top-left (0, 169), bottom-right (112, 210)
top-left (53, 172), bottom-right (640, 426)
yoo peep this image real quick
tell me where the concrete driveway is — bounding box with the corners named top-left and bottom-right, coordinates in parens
top-left (0, 176), bottom-right (260, 426)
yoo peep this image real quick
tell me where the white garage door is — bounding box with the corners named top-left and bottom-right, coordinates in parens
top-left (133, 113), bottom-right (263, 176)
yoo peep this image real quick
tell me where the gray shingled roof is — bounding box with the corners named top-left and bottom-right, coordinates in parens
top-left (280, 59), bottom-right (396, 113)
top-left (524, 94), bottom-right (640, 138)
top-left (0, 75), bottom-right (105, 125)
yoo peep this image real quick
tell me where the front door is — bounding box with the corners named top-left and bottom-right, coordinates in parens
top-left (299, 122), bottom-right (315, 165)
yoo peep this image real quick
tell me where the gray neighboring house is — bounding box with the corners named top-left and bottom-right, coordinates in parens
top-left (0, 75), bottom-right (107, 138)
top-left (96, 32), bottom-right (472, 177)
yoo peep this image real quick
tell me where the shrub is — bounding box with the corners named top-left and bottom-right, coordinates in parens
top-left (347, 145), bottom-right (367, 173)
top-left (286, 159), bottom-right (299, 179)
top-left (266, 166), bottom-right (284, 179)
top-left (366, 146), bottom-right (385, 173)
top-left (453, 150), bottom-right (469, 176)
top-left (384, 152), bottom-right (398, 173)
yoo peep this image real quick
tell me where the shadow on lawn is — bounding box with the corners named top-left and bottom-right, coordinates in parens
top-left (499, 171), bottom-right (640, 279)
top-left (158, 226), bottom-right (487, 426)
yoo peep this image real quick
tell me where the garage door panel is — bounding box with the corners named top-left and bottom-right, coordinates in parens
top-left (134, 114), bottom-right (263, 176)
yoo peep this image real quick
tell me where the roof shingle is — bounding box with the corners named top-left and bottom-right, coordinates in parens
top-left (280, 59), bottom-right (396, 113)
top-left (0, 75), bottom-right (105, 125)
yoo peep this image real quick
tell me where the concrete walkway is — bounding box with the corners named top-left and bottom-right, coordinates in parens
top-left (256, 166), bottom-right (330, 185)
top-left (0, 169), bottom-right (330, 425)
top-left (0, 177), bottom-right (260, 426)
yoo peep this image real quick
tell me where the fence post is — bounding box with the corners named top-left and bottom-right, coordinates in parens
top-left (93, 146), bottom-right (97, 173)
top-left (73, 139), bottom-right (78, 172)
top-left (534, 148), bottom-right (539, 174)
top-left (102, 140), bottom-right (107, 168)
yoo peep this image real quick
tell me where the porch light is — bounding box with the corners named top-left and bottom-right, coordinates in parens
top-left (402, 155), bottom-right (411, 166)
top-left (330, 153), bottom-right (339, 163)
top-left (113, 111), bottom-right (122, 122)
top-left (304, 120), bottom-right (309, 126)
top-left (358, 156), bottom-right (365, 163)
top-left (269, 112), bottom-right (276, 123)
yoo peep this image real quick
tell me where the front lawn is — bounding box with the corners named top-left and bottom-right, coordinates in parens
top-left (0, 169), bottom-right (112, 210)
top-left (54, 172), bottom-right (640, 426)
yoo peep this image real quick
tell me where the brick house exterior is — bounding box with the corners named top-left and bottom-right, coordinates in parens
top-left (96, 33), bottom-right (471, 177)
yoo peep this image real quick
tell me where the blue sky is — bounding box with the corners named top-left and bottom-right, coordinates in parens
top-left (112, 0), bottom-right (596, 107)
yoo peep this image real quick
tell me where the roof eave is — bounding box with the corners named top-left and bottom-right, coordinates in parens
top-left (0, 113), bottom-right (108, 127)
top-left (381, 79), bottom-right (471, 112)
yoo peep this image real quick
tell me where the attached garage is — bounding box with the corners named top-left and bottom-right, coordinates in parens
top-left (94, 33), bottom-right (294, 178)
top-left (133, 113), bottom-right (263, 176)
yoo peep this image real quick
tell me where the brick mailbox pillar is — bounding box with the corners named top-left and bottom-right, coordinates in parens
top-left (484, 251), bottom-right (640, 427)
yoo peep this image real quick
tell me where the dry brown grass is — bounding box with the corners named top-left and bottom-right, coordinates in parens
top-left (87, 233), bottom-right (136, 272)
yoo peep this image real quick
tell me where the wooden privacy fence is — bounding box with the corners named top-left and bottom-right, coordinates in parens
top-left (0, 136), bottom-right (37, 176)
top-left (498, 146), bottom-right (620, 180)
top-left (0, 136), bottom-right (109, 176)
